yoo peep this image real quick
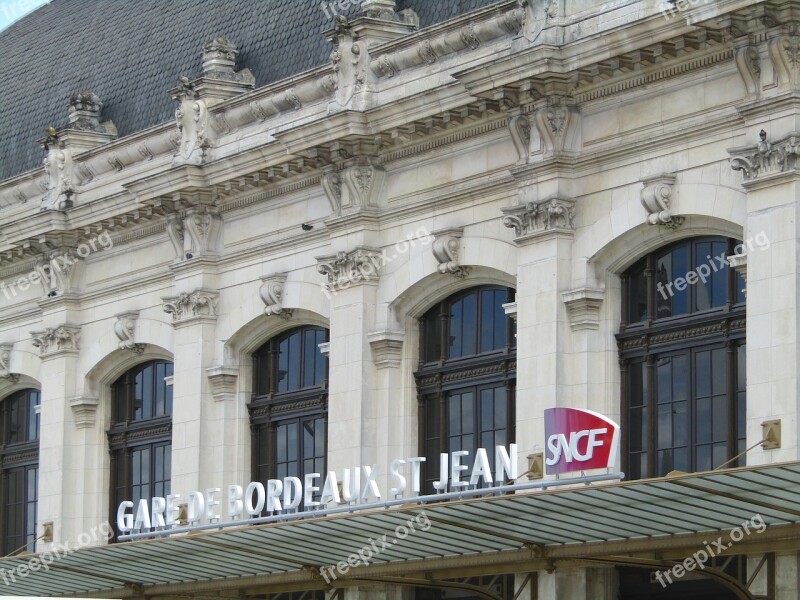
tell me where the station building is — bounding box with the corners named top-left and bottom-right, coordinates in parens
top-left (0, 0), bottom-right (798, 598)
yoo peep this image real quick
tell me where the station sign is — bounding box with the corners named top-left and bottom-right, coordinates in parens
top-left (544, 408), bottom-right (620, 475)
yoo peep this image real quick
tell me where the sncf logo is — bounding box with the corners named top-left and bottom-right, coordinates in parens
top-left (544, 408), bottom-right (620, 475)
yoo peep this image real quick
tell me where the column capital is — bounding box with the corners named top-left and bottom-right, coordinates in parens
top-left (30, 324), bottom-right (81, 358)
top-left (316, 246), bottom-right (382, 292)
top-left (501, 195), bottom-right (575, 245)
top-left (729, 129), bottom-right (800, 189)
top-left (162, 288), bottom-right (218, 326)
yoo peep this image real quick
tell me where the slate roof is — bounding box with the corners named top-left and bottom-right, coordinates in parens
top-left (0, 0), bottom-right (502, 183)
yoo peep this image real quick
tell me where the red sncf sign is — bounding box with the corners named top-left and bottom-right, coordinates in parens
top-left (544, 408), bottom-right (620, 475)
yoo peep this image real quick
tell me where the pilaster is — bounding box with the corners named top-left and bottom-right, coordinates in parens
top-left (728, 130), bottom-right (800, 464)
top-left (317, 247), bottom-right (383, 482)
top-left (502, 194), bottom-right (576, 470)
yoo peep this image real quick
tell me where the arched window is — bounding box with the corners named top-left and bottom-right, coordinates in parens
top-left (107, 361), bottom-right (173, 538)
top-left (250, 326), bottom-right (328, 505)
top-left (1, 389), bottom-right (40, 554)
top-left (618, 237), bottom-right (746, 479)
top-left (415, 286), bottom-right (516, 493)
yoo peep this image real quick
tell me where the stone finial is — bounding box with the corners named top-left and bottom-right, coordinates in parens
top-left (361, 0), bottom-right (396, 20)
top-left (68, 91), bottom-right (104, 132)
top-left (432, 227), bottom-right (468, 277)
top-left (203, 37), bottom-right (238, 75)
top-left (260, 274), bottom-right (292, 319)
top-left (640, 173), bottom-right (683, 229)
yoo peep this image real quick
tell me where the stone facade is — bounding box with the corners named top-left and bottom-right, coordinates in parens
top-left (0, 0), bottom-right (797, 598)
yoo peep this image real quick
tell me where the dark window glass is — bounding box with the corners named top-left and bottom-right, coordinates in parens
top-left (108, 361), bottom-right (173, 540)
top-left (620, 237), bottom-right (745, 480)
top-left (1, 389), bottom-right (40, 554)
top-left (251, 327), bottom-right (329, 511)
top-left (416, 287), bottom-right (516, 493)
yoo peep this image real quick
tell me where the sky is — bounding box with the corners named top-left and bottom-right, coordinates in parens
top-left (0, 0), bottom-right (49, 32)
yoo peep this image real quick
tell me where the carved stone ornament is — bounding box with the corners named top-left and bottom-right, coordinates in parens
top-left (162, 289), bottom-right (218, 323)
top-left (321, 166), bottom-right (343, 213)
top-left (172, 78), bottom-right (212, 166)
top-left (562, 288), bottom-right (605, 331)
top-left (34, 248), bottom-right (83, 296)
top-left (367, 330), bottom-right (404, 369)
top-left (31, 325), bottom-right (81, 357)
top-left (0, 344), bottom-right (18, 382)
top-left (734, 45), bottom-right (761, 95)
top-left (729, 130), bottom-right (800, 183)
top-left (501, 195), bottom-right (576, 241)
top-left (507, 111), bottom-right (532, 164)
top-left (432, 227), bottom-right (468, 277)
top-left (68, 91), bottom-right (105, 132)
top-left (70, 397), bottom-right (99, 429)
top-left (206, 366), bottom-right (238, 402)
top-left (329, 17), bottom-right (370, 107)
top-left (114, 311), bottom-right (144, 353)
top-left (768, 33), bottom-right (800, 87)
top-left (317, 247), bottom-right (383, 291)
top-left (640, 173), bottom-right (683, 229)
top-left (260, 273), bottom-right (292, 319)
top-left (41, 128), bottom-right (75, 211)
top-left (532, 96), bottom-right (581, 157)
top-left (341, 163), bottom-right (386, 212)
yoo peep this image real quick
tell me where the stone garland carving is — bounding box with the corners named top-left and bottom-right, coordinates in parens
top-left (162, 290), bottom-right (218, 322)
top-left (260, 274), bottom-right (292, 319)
top-left (432, 228), bottom-right (468, 278)
top-left (729, 130), bottom-right (800, 182)
top-left (30, 326), bottom-right (81, 356)
top-left (114, 311), bottom-right (144, 353)
top-left (317, 247), bottom-right (382, 292)
top-left (640, 173), bottom-right (683, 229)
top-left (501, 196), bottom-right (576, 239)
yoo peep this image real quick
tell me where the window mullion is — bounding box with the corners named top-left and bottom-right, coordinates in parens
top-left (727, 340), bottom-right (737, 464)
top-left (646, 354), bottom-right (656, 478)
